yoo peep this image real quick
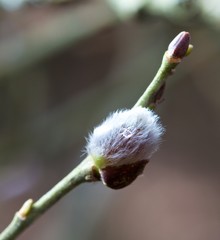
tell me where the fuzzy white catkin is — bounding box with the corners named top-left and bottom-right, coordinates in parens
top-left (86, 107), bottom-right (164, 167)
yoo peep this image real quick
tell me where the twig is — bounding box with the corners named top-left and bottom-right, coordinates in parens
top-left (0, 31), bottom-right (192, 240)
top-left (0, 2), bottom-right (118, 79)
top-left (134, 31), bottom-right (192, 109)
top-left (0, 156), bottom-right (99, 240)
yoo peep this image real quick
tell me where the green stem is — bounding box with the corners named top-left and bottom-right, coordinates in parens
top-left (0, 32), bottom-right (192, 240)
top-left (0, 156), bottom-right (98, 240)
top-left (134, 52), bottom-right (179, 109)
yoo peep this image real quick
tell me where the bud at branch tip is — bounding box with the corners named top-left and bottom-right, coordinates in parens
top-left (167, 31), bottom-right (192, 60)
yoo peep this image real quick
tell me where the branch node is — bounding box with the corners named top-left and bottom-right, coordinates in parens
top-left (17, 199), bottom-right (34, 220)
top-left (165, 51), bottom-right (182, 64)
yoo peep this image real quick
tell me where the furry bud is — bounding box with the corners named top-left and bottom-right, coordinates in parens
top-left (86, 107), bottom-right (164, 189)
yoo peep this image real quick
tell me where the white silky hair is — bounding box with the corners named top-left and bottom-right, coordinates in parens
top-left (86, 107), bottom-right (164, 166)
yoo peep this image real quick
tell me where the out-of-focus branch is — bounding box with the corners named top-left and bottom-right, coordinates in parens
top-left (0, 0), bottom-right (149, 79)
top-left (108, 0), bottom-right (220, 29)
top-left (33, 0), bottom-right (220, 28)
top-left (0, 0), bottom-right (218, 80)
top-left (0, 1), bottom-right (118, 79)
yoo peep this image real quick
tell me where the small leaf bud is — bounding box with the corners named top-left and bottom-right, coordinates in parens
top-left (17, 199), bottom-right (34, 220)
top-left (86, 107), bottom-right (164, 189)
top-left (167, 31), bottom-right (190, 59)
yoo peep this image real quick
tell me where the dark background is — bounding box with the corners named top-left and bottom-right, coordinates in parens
top-left (0, 0), bottom-right (220, 239)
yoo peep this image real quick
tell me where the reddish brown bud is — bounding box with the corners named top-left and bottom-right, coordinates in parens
top-left (167, 31), bottom-right (190, 59)
top-left (100, 160), bottom-right (149, 189)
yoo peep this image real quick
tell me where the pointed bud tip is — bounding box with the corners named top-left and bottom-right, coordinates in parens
top-left (167, 31), bottom-right (191, 59)
top-left (17, 199), bottom-right (34, 220)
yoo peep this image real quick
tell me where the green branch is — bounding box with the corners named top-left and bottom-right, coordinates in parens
top-left (133, 52), bottom-right (176, 109)
top-left (0, 31), bottom-right (192, 240)
top-left (0, 156), bottom-right (99, 240)
top-left (134, 31), bottom-right (192, 109)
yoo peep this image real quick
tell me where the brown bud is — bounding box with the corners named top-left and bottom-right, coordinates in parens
top-left (167, 31), bottom-right (190, 59)
top-left (100, 160), bottom-right (149, 189)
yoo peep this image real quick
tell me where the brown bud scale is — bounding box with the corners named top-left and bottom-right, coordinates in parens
top-left (100, 160), bottom-right (149, 189)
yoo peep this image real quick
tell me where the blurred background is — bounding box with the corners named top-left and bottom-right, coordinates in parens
top-left (0, 0), bottom-right (220, 239)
